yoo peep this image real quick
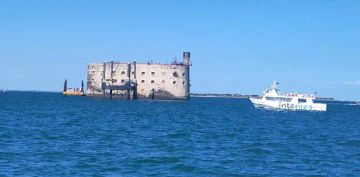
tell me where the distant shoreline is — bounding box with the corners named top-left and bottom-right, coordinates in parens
top-left (1, 90), bottom-right (339, 101)
top-left (190, 93), bottom-right (256, 99)
top-left (190, 93), bottom-right (336, 101)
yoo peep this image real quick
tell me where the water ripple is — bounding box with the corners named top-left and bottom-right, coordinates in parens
top-left (0, 92), bottom-right (359, 176)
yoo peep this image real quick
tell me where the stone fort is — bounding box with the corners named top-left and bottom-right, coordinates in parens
top-left (87, 52), bottom-right (191, 100)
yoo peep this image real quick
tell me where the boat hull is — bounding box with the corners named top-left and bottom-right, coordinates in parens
top-left (63, 91), bottom-right (86, 96)
top-left (250, 97), bottom-right (327, 112)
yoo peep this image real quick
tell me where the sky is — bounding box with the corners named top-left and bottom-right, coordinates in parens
top-left (0, 0), bottom-right (359, 100)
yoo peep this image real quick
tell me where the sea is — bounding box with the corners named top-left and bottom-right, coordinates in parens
top-left (0, 91), bottom-right (359, 176)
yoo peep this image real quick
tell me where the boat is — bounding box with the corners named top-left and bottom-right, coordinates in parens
top-left (250, 81), bottom-right (327, 111)
top-left (357, 100), bottom-right (360, 105)
top-left (63, 80), bottom-right (86, 96)
top-left (63, 88), bottom-right (85, 96)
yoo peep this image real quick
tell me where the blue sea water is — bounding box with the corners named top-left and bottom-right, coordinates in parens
top-left (0, 92), bottom-right (359, 176)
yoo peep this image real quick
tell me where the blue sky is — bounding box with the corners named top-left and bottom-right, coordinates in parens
top-left (0, 0), bottom-right (359, 100)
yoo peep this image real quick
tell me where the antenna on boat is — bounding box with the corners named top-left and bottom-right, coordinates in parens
top-left (271, 80), bottom-right (279, 89)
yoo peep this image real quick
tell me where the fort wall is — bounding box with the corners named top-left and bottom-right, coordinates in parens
top-left (87, 52), bottom-right (191, 100)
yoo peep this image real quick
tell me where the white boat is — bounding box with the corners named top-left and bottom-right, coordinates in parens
top-left (250, 81), bottom-right (327, 111)
top-left (356, 100), bottom-right (360, 105)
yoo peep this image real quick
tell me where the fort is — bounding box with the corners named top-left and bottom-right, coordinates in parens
top-left (86, 52), bottom-right (191, 100)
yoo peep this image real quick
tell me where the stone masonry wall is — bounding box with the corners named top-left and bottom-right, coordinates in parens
top-left (87, 62), bottom-right (190, 100)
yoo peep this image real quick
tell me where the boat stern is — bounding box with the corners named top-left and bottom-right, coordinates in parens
top-left (312, 103), bottom-right (327, 112)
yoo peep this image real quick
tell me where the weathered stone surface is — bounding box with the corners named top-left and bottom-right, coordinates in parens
top-left (87, 53), bottom-right (191, 100)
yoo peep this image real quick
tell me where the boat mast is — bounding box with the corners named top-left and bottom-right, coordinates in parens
top-left (271, 80), bottom-right (279, 89)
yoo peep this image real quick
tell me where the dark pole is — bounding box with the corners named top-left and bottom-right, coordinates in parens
top-left (133, 61), bottom-right (138, 99)
top-left (127, 63), bottom-right (131, 100)
top-left (152, 88), bottom-right (155, 99)
top-left (102, 62), bottom-right (106, 95)
top-left (64, 79), bottom-right (67, 92)
top-left (110, 61), bottom-right (114, 99)
top-left (81, 80), bottom-right (84, 92)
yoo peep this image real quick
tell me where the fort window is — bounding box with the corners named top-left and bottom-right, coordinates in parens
top-left (141, 80), bottom-right (145, 83)
top-left (183, 81), bottom-right (185, 85)
top-left (121, 79), bottom-right (125, 83)
top-left (132, 71), bottom-right (134, 75)
top-left (173, 81), bottom-right (176, 84)
top-left (141, 72), bottom-right (145, 75)
top-left (173, 72), bottom-right (178, 77)
top-left (151, 80), bottom-right (155, 84)
top-left (182, 73), bottom-right (185, 76)
top-left (151, 72), bottom-right (155, 75)
top-left (121, 71), bottom-right (126, 75)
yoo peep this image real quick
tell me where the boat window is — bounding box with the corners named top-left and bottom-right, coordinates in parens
top-left (265, 97), bottom-right (274, 101)
top-left (298, 98), bottom-right (307, 103)
top-left (281, 98), bottom-right (292, 102)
